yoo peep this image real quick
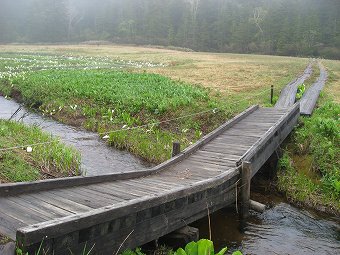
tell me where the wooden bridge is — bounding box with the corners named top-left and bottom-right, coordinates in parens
top-left (0, 103), bottom-right (300, 254)
top-left (275, 62), bottom-right (313, 108)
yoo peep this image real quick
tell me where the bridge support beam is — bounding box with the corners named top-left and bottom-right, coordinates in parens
top-left (240, 161), bottom-right (251, 220)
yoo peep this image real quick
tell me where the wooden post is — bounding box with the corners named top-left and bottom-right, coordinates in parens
top-left (172, 142), bottom-right (181, 157)
top-left (240, 161), bottom-right (251, 220)
top-left (270, 85), bottom-right (274, 105)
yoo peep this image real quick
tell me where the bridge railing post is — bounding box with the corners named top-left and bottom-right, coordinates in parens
top-left (271, 85), bottom-right (274, 105)
top-left (172, 142), bottom-right (181, 157)
top-left (240, 161), bottom-right (251, 221)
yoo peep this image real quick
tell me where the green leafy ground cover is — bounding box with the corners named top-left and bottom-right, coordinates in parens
top-left (122, 239), bottom-right (242, 255)
top-left (0, 120), bottom-right (80, 183)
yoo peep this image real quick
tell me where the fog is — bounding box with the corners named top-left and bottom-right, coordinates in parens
top-left (0, 0), bottom-right (339, 58)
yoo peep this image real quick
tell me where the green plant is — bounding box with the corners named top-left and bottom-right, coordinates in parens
top-left (296, 83), bottom-right (305, 100)
top-left (174, 239), bottom-right (241, 255)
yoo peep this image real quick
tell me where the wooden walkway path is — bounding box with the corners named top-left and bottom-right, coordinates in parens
top-left (275, 62), bottom-right (313, 108)
top-left (300, 63), bottom-right (328, 115)
top-left (0, 104), bottom-right (300, 254)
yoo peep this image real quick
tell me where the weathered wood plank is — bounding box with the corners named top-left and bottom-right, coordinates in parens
top-left (30, 192), bottom-right (92, 213)
top-left (47, 190), bottom-right (105, 209)
top-left (86, 184), bottom-right (138, 200)
top-left (97, 183), bottom-right (148, 200)
top-left (15, 195), bottom-right (73, 218)
top-left (0, 199), bottom-right (48, 224)
top-left (6, 197), bottom-right (63, 220)
top-left (0, 211), bottom-right (26, 240)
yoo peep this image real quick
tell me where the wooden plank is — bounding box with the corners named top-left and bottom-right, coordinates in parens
top-left (47, 189), bottom-right (106, 209)
top-left (189, 154), bottom-right (238, 164)
top-left (194, 150), bottom-right (243, 161)
top-left (99, 183), bottom-right (150, 198)
top-left (231, 125), bottom-right (272, 131)
top-left (71, 186), bottom-right (125, 202)
top-left (200, 147), bottom-right (248, 156)
top-left (140, 176), bottom-right (184, 188)
top-left (219, 131), bottom-right (264, 138)
top-left (16, 195), bottom-right (73, 218)
top-left (86, 184), bottom-right (138, 201)
top-left (0, 200), bottom-right (45, 225)
top-left (0, 211), bottom-right (24, 240)
top-left (214, 135), bottom-right (260, 143)
top-left (171, 160), bottom-right (228, 173)
top-left (208, 140), bottom-right (255, 146)
top-left (150, 173), bottom-right (199, 185)
top-left (6, 197), bottom-right (63, 220)
top-left (127, 180), bottom-right (170, 193)
top-left (76, 186), bottom-right (126, 202)
top-left (68, 187), bottom-right (122, 205)
top-left (0, 223), bottom-right (16, 240)
top-left (233, 122), bottom-right (274, 128)
top-left (29, 192), bottom-right (92, 213)
top-left (105, 182), bottom-right (156, 196)
top-left (131, 178), bottom-right (180, 190)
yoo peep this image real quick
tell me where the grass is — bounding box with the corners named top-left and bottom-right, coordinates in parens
top-left (0, 120), bottom-right (80, 183)
top-left (277, 60), bottom-right (340, 215)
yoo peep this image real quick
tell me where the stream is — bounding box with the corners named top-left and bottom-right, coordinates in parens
top-left (0, 96), bottom-right (151, 176)
top-left (194, 186), bottom-right (340, 255)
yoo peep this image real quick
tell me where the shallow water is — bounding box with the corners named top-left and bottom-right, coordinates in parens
top-left (194, 198), bottom-right (340, 255)
top-left (0, 96), bottom-right (151, 176)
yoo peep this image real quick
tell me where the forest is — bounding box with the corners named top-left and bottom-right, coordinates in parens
top-left (0, 0), bottom-right (339, 59)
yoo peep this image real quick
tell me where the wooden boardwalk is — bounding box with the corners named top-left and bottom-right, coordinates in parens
top-left (300, 63), bottom-right (328, 115)
top-left (275, 62), bottom-right (313, 108)
top-left (0, 104), bottom-right (300, 254)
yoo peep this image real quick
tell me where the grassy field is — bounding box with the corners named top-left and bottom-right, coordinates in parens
top-left (0, 120), bottom-right (80, 183)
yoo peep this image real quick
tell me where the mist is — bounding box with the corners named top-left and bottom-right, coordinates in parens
top-left (0, 0), bottom-right (339, 59)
